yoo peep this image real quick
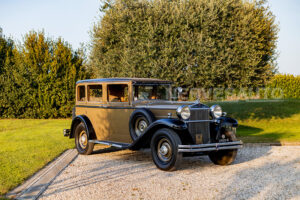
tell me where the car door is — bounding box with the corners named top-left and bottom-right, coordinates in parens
top-left (83, 83), bottom-right (112, 141)
top-left (106, 83), bottom-right (134, 143)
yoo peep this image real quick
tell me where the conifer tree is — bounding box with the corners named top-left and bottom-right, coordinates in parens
top-left (0, 29), bottom-right (16, 117)
top-left (0, 30), bottom-right (88, 118)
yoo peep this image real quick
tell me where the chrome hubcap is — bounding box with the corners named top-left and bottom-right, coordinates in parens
top-left (79, 131), bottom-right (88, 149)
top-left (138, 121), bottom-right (147, 132)
top-left (157, 139), bottom-right (172, 162)
top-left (159, 144), bottom-right (169, 155)
top-left (135, 118), bottom-right (148, 137)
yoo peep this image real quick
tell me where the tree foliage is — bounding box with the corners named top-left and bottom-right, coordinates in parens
top-left (90, 0), bottom-right (278, 88)
top-left (0, 30), bottom-right (88, 118)
top-left (266, 74), bottom-right (300, 99)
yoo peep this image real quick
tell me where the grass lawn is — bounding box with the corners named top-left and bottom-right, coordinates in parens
top-left (207, 99), bottom-right (300, 143)
top-left (1, 100), bottom-right (300, 196)
top-left (0, 119), bottom-right (73, 196)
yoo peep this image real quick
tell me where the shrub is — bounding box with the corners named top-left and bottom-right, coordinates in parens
top-left (266, 74), bottom-right (300, 99)
top-left (90, 0), bottom-right (278, 89)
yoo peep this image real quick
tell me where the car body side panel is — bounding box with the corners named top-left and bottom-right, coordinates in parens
top-left (76, 106), bottom-right (111, 141)
top-left (75, 81), bottom-right (135, 143)
top-left (148, 109), bottom-right (177, 119)
top-left (76, 106), bottom-right (134, 143)
top-left (105, 107), bottom-right (134, 143)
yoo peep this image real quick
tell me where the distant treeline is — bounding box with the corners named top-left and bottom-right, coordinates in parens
top-left (0, 31), bottom-right (89, 118)
top-left (0, 0), bottom-right (282, 118)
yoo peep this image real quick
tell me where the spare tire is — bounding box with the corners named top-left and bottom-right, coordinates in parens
top-left (129, 109), bottom-right (155, 141)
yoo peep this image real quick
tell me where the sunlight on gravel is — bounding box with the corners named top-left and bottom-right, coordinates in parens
top-left (39, 146), bottom-right (300, 200)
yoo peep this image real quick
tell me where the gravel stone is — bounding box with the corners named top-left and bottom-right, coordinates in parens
top-left (39, 146), bottom-right (300, 200)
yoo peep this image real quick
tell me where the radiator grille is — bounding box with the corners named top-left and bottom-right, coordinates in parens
top-left (188, 109), bottom-right (210, 144)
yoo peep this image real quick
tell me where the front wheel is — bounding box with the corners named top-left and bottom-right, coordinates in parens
top-left (208, 130), bottom-right (237, 165)
top-left (75, 122), bottom-right (94, 155)
top-left (150, 128), bottom-right (182, 171)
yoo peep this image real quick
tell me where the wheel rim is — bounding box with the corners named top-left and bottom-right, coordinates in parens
top-left (157, 138), bottom-right (172, 162)
top-left (134, 117), bottom-right (148, 137)
top-left (79, 130), bottom-right (88, 149)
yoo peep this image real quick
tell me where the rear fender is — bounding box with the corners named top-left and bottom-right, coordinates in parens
top-left (70, 115), bottom-right (96, 139)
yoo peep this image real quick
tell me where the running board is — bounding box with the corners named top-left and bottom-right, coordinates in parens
top-left (89, 140), bottom-right (131, 149)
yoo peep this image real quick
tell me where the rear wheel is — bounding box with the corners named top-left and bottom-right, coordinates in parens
top-left (75, 123), bottom-right (94, 155)
top-left (151, 128), bottom-right (182, 171)
top-left (208, 130), bottom-right (237, 165)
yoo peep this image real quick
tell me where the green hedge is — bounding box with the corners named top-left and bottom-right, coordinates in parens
top-left (266, 74), bottom-right (300, 99)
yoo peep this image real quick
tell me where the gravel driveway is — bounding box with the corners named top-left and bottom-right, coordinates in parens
top-left (39, 146), bottom-right (300, 200)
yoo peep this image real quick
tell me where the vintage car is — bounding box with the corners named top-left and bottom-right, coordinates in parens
top-left (64, 78), bottom-right (243, 171)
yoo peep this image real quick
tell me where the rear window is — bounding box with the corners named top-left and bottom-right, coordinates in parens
top-left (77, 86), bottom-right (86, 101)
top-left (88, 85), bottom-right (103, 102)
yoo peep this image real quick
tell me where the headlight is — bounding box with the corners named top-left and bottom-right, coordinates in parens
top-left (176, 105), bottom-right (191, 120)
top-left (210, 105), bottom-right (222, 118)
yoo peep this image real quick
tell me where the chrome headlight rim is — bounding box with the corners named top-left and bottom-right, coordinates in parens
top-left (176, 105), bottom-right (191, 120)
top-left (210, 105), bottom-right (222, 119)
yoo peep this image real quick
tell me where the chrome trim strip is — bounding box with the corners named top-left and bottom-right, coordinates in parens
top-left (76, 105), bottom-right (134, 109)
top-left (190, 108), bottom-right (210, 110)
top-left (178, 145), bottom-right (243, 153)
top-left (185, 120), bottom-right (217, 123)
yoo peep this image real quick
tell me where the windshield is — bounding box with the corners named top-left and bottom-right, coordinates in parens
top-left (133, 84), bottom-right (171, 101)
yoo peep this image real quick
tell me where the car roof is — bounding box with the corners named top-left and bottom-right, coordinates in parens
top-left (76, 78), bottom-right (172, 84)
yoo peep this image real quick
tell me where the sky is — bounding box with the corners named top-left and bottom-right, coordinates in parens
top-left (0, 0), bottom-right (299, 75)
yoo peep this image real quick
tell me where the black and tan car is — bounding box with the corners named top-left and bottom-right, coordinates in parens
top-left (64, 78), bottom-right (243, 171)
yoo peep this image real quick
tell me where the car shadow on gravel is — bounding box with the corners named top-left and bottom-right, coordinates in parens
top-left (40, 147), bottom-right (274, 198)
top-left (234, 146), bottom-right (273, 164)
top-left (92, 146), bottom-right (273, 170)
top-left (40, 150), bottom-right (157, 198)
top-left (92, 146), bottom-right (123, 154)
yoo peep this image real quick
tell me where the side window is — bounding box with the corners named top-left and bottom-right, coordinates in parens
top-left (107, 84), bottom-right (128, 102)
top-left (78, 86), bottom-right (86, 101)
top-left (88, 85), bottom-right (103, 102)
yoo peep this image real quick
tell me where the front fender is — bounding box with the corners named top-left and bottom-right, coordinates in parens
top-left (210, 116), bottom-right (238, 142)
top-left (149, 118), bottom-right (188, 131)
top-left (129, 118), bottom-right (188, 150)
top-left (218, 116), bottom-right (238, 128)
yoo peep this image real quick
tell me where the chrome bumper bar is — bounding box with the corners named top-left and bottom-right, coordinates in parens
top-left (178, 141), bottom-right (243, 153)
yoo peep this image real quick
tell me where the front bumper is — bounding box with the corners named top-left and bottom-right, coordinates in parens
top-left (178, 141), bottom-right (243, 153)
